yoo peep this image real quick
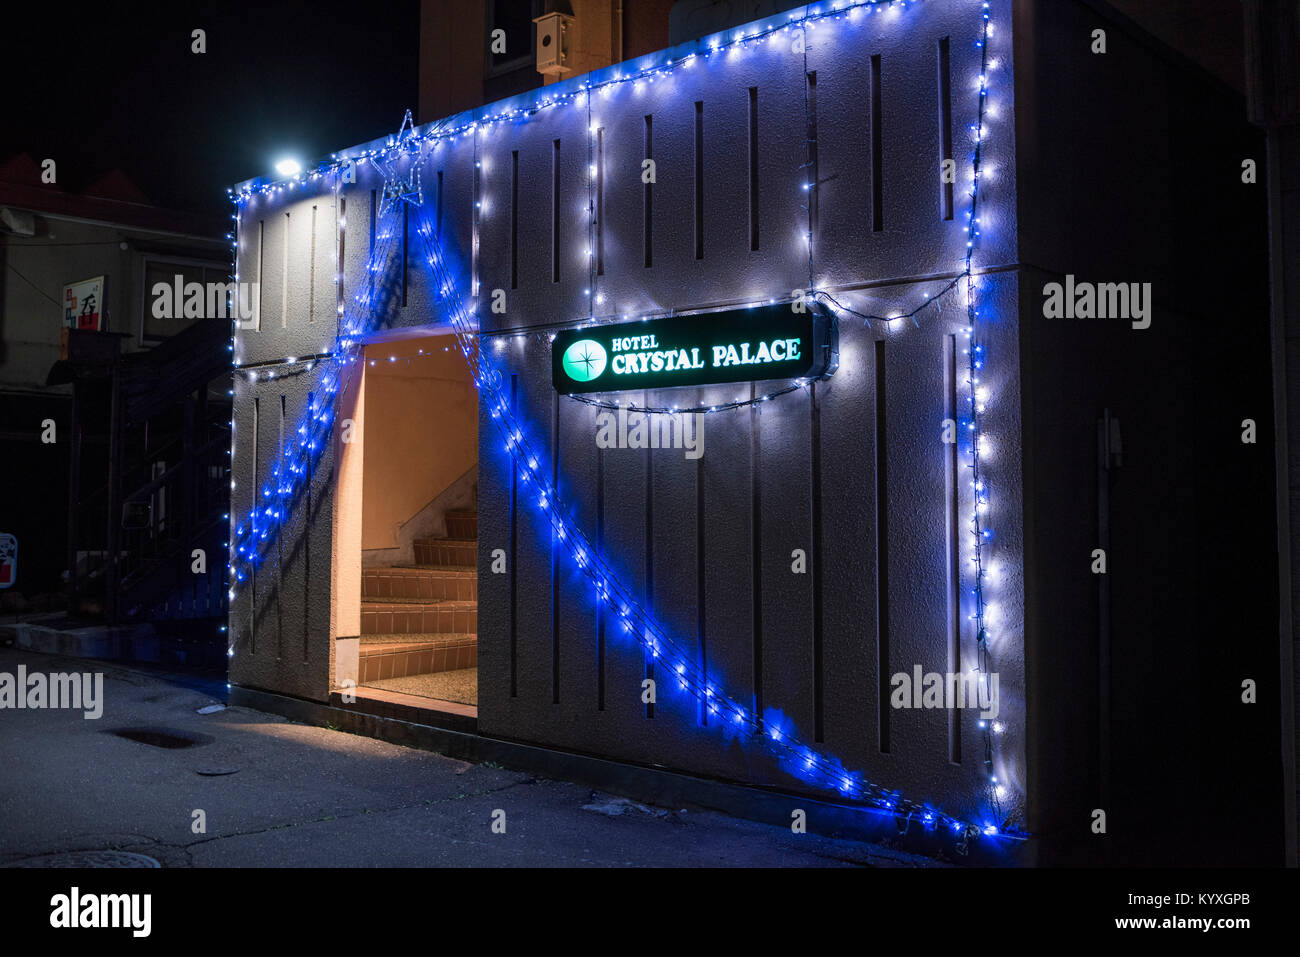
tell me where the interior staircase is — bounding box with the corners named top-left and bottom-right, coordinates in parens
top-left (358, 508), bottom-right (477, 699)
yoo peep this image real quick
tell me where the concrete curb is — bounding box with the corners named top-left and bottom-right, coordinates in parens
top-left (7, 621), bottom-right (159, 662)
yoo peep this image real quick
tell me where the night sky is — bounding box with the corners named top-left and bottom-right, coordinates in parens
top-left (4, 1), bottom-right (419, 224)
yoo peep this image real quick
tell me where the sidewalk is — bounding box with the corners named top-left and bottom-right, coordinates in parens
top-left (0, 646), bottom-right (940, 867)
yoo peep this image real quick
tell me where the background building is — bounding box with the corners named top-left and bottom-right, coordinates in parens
top-left (419, 0), bottom-right (674, 124)
top-left (0, 153), bottom-right (230, 646)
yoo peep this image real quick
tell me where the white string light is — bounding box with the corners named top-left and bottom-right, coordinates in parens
top-left (226, 0), bottom-right (1020, 845)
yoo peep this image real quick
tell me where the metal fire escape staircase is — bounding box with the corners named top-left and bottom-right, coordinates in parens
top-left (58, 317), bottom-right (232, 622)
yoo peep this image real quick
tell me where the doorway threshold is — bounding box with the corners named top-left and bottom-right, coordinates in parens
top-left (332, 686), bottom-right (477, 734)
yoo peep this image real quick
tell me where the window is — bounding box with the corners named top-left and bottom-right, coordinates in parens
top-left (485, 0), bottom-right (540, 78)
top-left (140, 257), bottom-right (232, 343)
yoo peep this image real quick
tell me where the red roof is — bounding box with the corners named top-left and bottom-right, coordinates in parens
top-left (0, 153), bottom-right (222, 239)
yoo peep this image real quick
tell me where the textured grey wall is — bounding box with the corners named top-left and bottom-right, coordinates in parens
top-left (231, 0), bottom-right (1024, 826)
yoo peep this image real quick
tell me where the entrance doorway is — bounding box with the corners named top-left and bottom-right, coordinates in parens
top-left (354, 333), bottom-right (478, 714)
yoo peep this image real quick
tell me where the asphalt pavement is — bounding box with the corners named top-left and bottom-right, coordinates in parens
top-left (0, 646), bottom-right (939, 868)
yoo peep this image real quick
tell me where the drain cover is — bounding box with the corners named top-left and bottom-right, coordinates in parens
top-left (6, 851), bottom-right (160, 868)
top-left (107, 727), bottom-right (215, 749)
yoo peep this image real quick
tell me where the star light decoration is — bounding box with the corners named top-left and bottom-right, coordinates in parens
top-left (376, 109), bottom-right (425, 214)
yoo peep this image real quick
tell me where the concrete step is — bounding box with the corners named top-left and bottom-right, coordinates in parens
top-left (361, 600), bottom-right (477, 636)
top-left (413, 538), bottom-right (476, 568)
top-left (362, 565), bottom-right (476, 602)
top-left (358, 633), bottom-right (477, 682)
top-left (444, 510), bottom-right (478, 539)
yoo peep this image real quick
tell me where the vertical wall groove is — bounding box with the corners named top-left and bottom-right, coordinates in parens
top-left (256, 219), bottom-right (264, 331)
top-left (693, 101), bottom-right (704, 260)
top-left (435, 170), bottom-right (444, 238)
top-left (552, 139), bottom-right (561, 283)
top-left (368, 189), bottom-right (376, 254)
top-left (751, 383), bottom-right (763, 718)
top-left (596, 128), bottom-right (605, 276)
top-left (309, 205), bottom-right (317, 323)
top-left (337, 197), bottom-right (345, 319)
top-left (510, 151), bottom-right (519, 289)
top-left (696, 453), bottom-right (707, 727)
top-left (937, 36), bottom-right (954, 221)
top-left (597, 441), bottom-right (606, 710)
top-left (811, 382), bottom-right (824, 742)
top-left (472, 138), bottom-right (481, 301)
top-left (552, 392), bottom-right (560, 704)
top-left (304, 390), bottom-right (313, 662)
top-left (250, 396), bottom-right (258, 654)
top-left (281, 212), bottom-right (289, 326)
top-left (276, 394), bottom-right (285, 658)
top-left (643, 115), bottom-right (653, 268)
top-left (401, 204), bottom-right (409, 308)
top-left (875, 339), bottom-right (890, 752)
top-left (806, 72), bottom-right (819, 248)
top-left (509, 373), bottom-right (518, 697)
top-left (645, 435), bottom-right (654, 720)
top-left (748, 87), bottom-right (759, 251)
top-left (871, 54), bottom-right (883, 233)
top-left (945, 333), bottom-right (962, 762)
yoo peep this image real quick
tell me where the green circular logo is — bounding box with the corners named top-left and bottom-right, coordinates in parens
top-left (562, 339), bottom-right (607, 382)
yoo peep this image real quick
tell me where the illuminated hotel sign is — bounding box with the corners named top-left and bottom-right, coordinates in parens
top-left (552, 302), bottom-right (837, 394)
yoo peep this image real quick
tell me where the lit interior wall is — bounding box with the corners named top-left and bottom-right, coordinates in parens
top-left (360, 336), bottom-right (479, 550)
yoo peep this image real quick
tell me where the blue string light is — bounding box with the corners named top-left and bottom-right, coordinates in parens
top-left (964, 1), bottom-right (1002, 819)
top-left (226, 0), bottom-right (1021, 845)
